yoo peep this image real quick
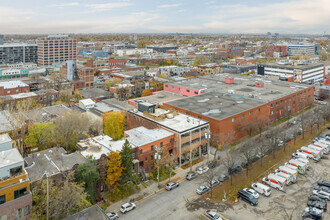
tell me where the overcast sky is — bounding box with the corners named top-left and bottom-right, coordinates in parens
top-left (1, 0), bottom-right (329, 34)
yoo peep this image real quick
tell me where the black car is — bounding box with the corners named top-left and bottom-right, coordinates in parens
top-left (307, 200), bottom-right (327, 211)
top-left (302, 211), bottom-right (320, 220)
top-left (237, 190), bottom-right (258, 206)
top-left (228, 164), bottom-right (242, 175)
top-left (304, 207), bottom-right (323, 220)
top-left (314, 185), bottom-right (330, 194)
top-left (318, 180), bottom-right (330, 188)
top-left (308, 195), bottom-right (326, 203)
top-left (186, 172), bottom-right (197, 181)
top-left (218, 174), bottom-right (229, 182)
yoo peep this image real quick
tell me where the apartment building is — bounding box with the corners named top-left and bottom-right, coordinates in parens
top-left (37, 35), bottom-right (77, 66)
top-left (266, 41), bottom-right (320, 57)
top-left (0, 81), bottom-right (30, 96)
top-left (197, 63), bottom-right (221, 75)
top-left (0, 134), bottom-right (32, 220)
top-left (86, 57), bottom-right (125, 69)
top-left (0, 44), bottom-right (37, 64)
top-left (76, 66), bottom-right (94, 87)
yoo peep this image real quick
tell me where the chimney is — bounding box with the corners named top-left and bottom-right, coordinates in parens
top-left (225, 78), bottom-right (234, 84)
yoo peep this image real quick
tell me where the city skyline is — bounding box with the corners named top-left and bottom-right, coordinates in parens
top-left (1, 0), bottom-right (329, 34)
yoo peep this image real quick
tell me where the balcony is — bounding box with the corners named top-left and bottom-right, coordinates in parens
top-left (0, 169), bottom-right (28, 189)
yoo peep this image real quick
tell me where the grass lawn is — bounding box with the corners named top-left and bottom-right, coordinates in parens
top-left (150, 166), bottom-right (176, 182)
top-left (207, 124), bottom-right (329, 203)
top-left (105, 183), bottom-right (140, 203)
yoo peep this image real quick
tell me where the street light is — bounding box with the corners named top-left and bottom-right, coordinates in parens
top-left (155, 146), bottom-right (161, 188)
top-left (205, 129), bottom-right (211, 162)
top-left (41, 172), bottom-right (49, 220)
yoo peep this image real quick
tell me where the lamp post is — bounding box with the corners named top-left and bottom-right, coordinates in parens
top-left (205, 129), bottom-right (211, 162)
top-left (155, 146), bottom-right (161, 188)
top-left (42, 172), bottom-right (49, 220)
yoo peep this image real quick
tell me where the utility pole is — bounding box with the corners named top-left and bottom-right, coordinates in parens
top-left (205, 129), bottom-right (211, 162)
top-left (155, 146), bottom-right (161, 188)
top-left (42, 172), bottom-right (49, 220)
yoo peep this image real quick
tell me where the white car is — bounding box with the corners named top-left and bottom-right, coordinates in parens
top-left (106, 212), bottom-right (119, 220)
top-left (120, 202), bottom-right (136, 214)
top-left (313, 190), bottom-right (330, 200)
top-left (197, 166), bottom-right (209, 174)
top-left (243, 188), bottom-right (259, 199)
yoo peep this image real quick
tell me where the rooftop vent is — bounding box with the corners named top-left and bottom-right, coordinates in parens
top-left (225, 78), bottom-right (234, 84)
top-left (256, 82), bottom-right (264, 87)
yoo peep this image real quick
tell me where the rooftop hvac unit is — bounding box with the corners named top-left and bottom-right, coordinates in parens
top-left (166, 114), bottom-right (174, 119)
top-left (225, 78), bottom-right (234, 84)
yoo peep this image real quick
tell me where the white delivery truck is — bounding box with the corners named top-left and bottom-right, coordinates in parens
top-left (284, 163), bottom-right (300, 174)
top-left (276, 166), bottom-right (297, 182)
top-left (307, 145), bottom-right (324, 157)
top-left (262, 173), bottom-right (287, 192)
top-left (317, 139), bottom-right (330, 148)
top-left (251, 183), bottom-right (272, 197)
top-left (313, 142), bottom-right (330, 155)
top-left (298, 147), bottom-right (321, 161)
top-left (292, 151), bottom-right (311, 160)
top-left (295, 157), bottom-right (310, 169)
top-left (274, 171), bottom-right (295, 185)
top-left (287, 159), bottom-right (307, 175)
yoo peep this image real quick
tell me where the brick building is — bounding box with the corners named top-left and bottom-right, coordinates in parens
top-left (86, 57), bottom-right (126, 69)
top-left (163, 74), bottom-right (314, 143)
top-left (76, 66), bottom-right (94, 87)
top-left (265, 45), bottom-right (288, 57)
top-left (197, 63), bottom-right (222, 75)
top-left (0, 81), bottom-right (30, 96)
top-left (0, 134), bottom-right (32, 220)
top-left (37, 35), bottom-right (77, 66)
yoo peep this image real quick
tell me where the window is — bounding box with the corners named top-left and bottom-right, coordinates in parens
top-left (151, 155), bottom-right (153, 160)
top-left (7, 91), bottom-right (10, 94)
top-left (160, 142), bottom-right (163, 147)
top-left (151, 145), bottom-right (154, 151)
top-left (232, 118), bottom-right (236, 122)
top-left (10, 166), bottom-right (22, 176)
top-left (249, 111), bottom-right (253, 116)
top-left (170, 138), bottom-right (173, 144)
top-left (276, 102), bottom-right (278, 106)
top-left (270, 103), bottom-right (273, 107)
top-left (145, 157), bottom-right (147, 161)
top-left (0, 195), bottom-right (5, 205)
top-left (14, 187), bottom-right (27, 199)
top-left (194, 91), bottom-right (198, 94)
top-left (258, 108), bottom-right (261, 112)
top-left (139, 149), bottom-right (143, 155)
top-left (172, 86), bottom-right (175, 89)
top-left (241, 114), bottom-right (245, 119)
top-left (151, 164), bottom-right (154, 170)
top-left (16, 89), bottom-right (19, 92)
top-left (271, 111), bottom-right (273, 115)
top-left (186, 89), bottom-right (190, 93)
top-left (280, 100), bottom-right (283, 104)
top-left (16, 205), bottom-right (30, 218)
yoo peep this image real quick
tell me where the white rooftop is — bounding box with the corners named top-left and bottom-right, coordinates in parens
top-left (10, 92), bottom-right (37, 99)
top-left (80, 99), bottom-right (95, 106)
top-left (0, 148), bottom-right (23, 169)
top-left (0, 133), bottom-right (12, 145)
top-left (125, 127), bottom-right (173, 147)
top-left (0, 80), bottom-right (29, 89)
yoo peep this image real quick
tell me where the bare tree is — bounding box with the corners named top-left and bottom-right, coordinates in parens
top-left (255, 117), bottom-right (269, 137)
top-left (201, 167), bottom-right (217, 198)
top-left (236, 120), bottom-right (258, 137)
top-left (222, 151), bottom-right (235, 186)
top-left (256, 138), bottom-right (268, 167)
top-left (210, 131), bottom-right (235, 161)
top-left (266, 127), bottom-right (281, 158)
top-left (240, 140), bottom-right (254, 176)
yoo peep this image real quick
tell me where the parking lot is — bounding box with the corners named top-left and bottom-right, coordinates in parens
top-left (220, 146), bottom-right (330, 220)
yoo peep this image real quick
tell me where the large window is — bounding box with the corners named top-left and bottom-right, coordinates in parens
top-left (14, 187), bottom-right (27, 200)
top-left (0, 195), bottom-right (5, 205)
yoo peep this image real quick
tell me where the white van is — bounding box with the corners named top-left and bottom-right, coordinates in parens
top-left (299, 147), bottom-right (321, 161)
top-left (284, 163), bottom-right (300, 174)
top-left (277, 166), bottom-right (298, 179)
top-left (251, 183), bottom-right (271, 197)
top-left (292, 151), bottom-right (310, 160)
top-left (287, 159), bottom-right (307, 175)
top-left (262, 173), bottom-right (287, 192)
top-left (317, 139), bottom-right (330, 147)
top-left (313, 142), bottom-right (330, 155)
top-left (307, 144), bottom-right (324, 157)
top-left (295, 157), bottom-right (310, 169)
top-left (274, 171), bottom-right (295, 185)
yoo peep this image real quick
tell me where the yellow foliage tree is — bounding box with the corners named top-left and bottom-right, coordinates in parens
top-left (106, 152), bottom-right (123, 189)
top-left (103, 111), bottom-right (126, 140)
top-left (141, 88), bottom-right (152, 97)
top-left (166, 60), bottom-right (172, 65)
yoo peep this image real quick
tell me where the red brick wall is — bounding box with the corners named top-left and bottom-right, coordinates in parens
top-left (265, 45), bottom-right (288, 57)
top-left (77, 68), bottom-right (94, 87)
top-left (0, 193), bottom-right (32, 220)
top-left (0, 86), bottom-right (30, 96)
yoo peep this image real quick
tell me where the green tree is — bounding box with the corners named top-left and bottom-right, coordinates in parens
top-left (25, 122), bottom-right (55, 151)
top-left (103, 112), bottom-right (126, 140)
top-left (137, 40), bottom-right (146, 48)
top-left (75, 157), bottom-right (100, 203)
top-left (120, 140), bottom-right (137, 184)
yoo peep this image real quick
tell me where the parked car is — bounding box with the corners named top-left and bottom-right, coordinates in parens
top-left (218, 174), bottom-right (229, 182)
top-left (314, 185), bottom-right (330, 194)
top-left (308, 195), bottom-right (326, 203)
top-left (313, 190), bottom-right (330, 200)
top-left (186, 172), bottom-right (197, 181)
top-left (304, 207), bottom-right (323, 219)
top-left (228, 164), bottom-right (242, 175)
top-left (241, 161), bottom-right (248, 168)
top-left (106, 212), bottom-right (119, 220)
top-left (120, 202), bottom-right (136, 214)
top-left (242, 188), bottom-right (259, 199)
top-left (197, 166), bottom-right (209, 174)
top-left (208, 179), bottom-right (220, 188)
top-left (237, 190), bottom-right (258, 206)
top-left (251, 183), bottom-right (271, 197)
top-left (205, 210), bottom-right (222, 220)
top-left (307, 200), bottom-right (327, 211)
top-left (317, 180), bottom-right (330, 188)
top-left (196, 185), bottom-right (210, 195)
top-left (165, 182), bottom-right (179, 191)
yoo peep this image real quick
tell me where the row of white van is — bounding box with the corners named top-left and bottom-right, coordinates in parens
top-left (256, 138), bottom-right (330, 194)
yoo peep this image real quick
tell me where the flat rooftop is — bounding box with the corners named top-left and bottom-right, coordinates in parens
top-left (130, 109), bottom-right (209, 134)
top-left (0, 80), bottom-right (29, 89)
top-left (125, 126), bottom-right (174, 147)
top-left (24, 147), bottom-right (86, 182)
top-left (102, 98), bottom-right (134, 111)
top-left (0, 148), bottom-right (23, 169)
top-left (129, 91), bottom-right (184, 106)
top-left (64, 205), bottom-right (109, 220)
top-left (166, 73), bottom-right (311, 102)
top-left (260, 62), bottom-right (324, 70)
top-left (0, 133), bottom-right (12, 145)
top-left (166, 91), bottom-right (266, 121)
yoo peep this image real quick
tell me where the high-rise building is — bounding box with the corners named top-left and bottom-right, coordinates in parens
top-left (37, 35), bottom-right (77, 66)
top-left (0, 134), bottom-right (32, 219)
top-left (0, 44), bottom-right (37, 64)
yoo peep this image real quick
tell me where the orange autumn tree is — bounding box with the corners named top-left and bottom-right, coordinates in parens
top-left (141, 88), bottom-right (152, 97)
top-left (106, 152), bottom-right (123, 190)
top-left (102, 111), bottom-right (126, 140)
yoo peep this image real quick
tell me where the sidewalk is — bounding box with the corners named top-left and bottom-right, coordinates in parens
top-left (105, 155), bottom-right (211, 213)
